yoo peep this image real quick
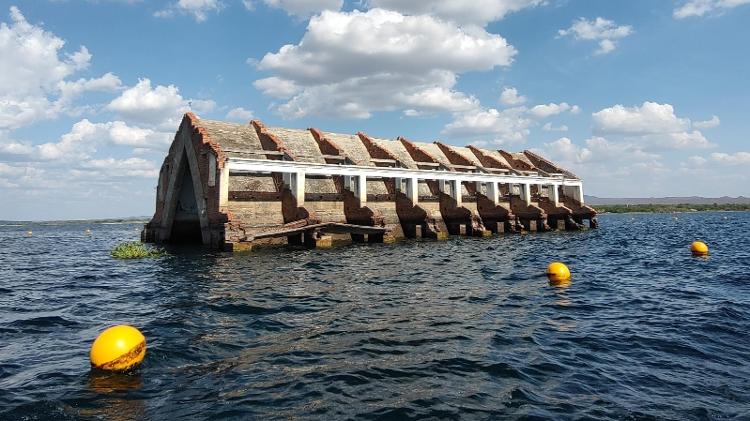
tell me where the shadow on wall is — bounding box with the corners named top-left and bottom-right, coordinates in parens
top-left (170, 164), bottom-right (203, 244)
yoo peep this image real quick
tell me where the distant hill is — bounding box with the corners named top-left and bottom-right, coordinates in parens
top-left (585, 196), bottom-right (750, 205)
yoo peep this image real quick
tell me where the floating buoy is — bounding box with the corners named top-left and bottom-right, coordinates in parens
top-left (26, 230), bottom-right (32, 237)
top-left (90, 325), bottom-right (146, 371)
top-left (547, 261), bottom-right (571, 286)
top-left (690, 241), bottom-right (708, 256)
top-left (85, 229), bottom-right (92, 235)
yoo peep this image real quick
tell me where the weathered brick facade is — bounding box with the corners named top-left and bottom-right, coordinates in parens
top-left (142, 113), bottom-right (596, 250)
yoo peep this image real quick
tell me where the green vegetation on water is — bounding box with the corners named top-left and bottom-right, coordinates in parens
top-left (111, 242), bottom-right (166, 259)
top-left (594, 203), bottom-right (750, 214)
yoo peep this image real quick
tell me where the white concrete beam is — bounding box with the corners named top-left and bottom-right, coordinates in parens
top-left (228, 158), bottom-right (582, 187)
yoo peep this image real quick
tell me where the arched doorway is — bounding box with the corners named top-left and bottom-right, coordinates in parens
top-left (168, 154), bottom-right (204, 244)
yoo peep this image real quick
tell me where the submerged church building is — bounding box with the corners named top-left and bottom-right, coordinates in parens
top-left (141, 113), bottom-right (596, 251)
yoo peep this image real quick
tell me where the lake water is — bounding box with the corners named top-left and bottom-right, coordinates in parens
top-left (1, 212), bottom-right (749, 420)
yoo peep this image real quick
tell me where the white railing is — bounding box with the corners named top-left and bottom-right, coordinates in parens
top-left (227, 157), bottom-right (584, 207)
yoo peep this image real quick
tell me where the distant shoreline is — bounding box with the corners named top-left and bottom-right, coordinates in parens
top-left (0, 217), bottom-right (150, 225)
top-left (593, 204), bottom-right (750, 214)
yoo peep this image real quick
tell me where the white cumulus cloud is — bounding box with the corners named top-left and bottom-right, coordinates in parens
top-left (442, 85), bottom-right (581, 144)
top-left (543, 136), bottom-right (657, 165)
top-left (253, 8), bottom-right (516, 119)
top-left (79, 157), bottom-right (160, 179)
top-left (528, 102), bottom-right (579, 119)
top-left (3, 119), bottom-right (171, 161)
top-left (674, 0), bottom-right (750, 18)
top-left (253, 76), bottom-right (300, 98)
top-left (0, 6), bottom-right (120, 130)
top-left (155, 0), bottom-right (222, 22)
top-left (262, 0), bottom-right (343, 17)
top-left (499, 87), bottom-right (526, 106)
top-left (542, 122), bottom-right (568, 132)
top-left (592, 102), bottom-right (714, 150)
top-left (366, 0), bottom-right (545, 26)
top-left (107, 78), bottom-right (214, 129)
top-left (225, 107), bottom-right (255, 122)
top-left (710, 151), bottom-right (750, 164)
top-left (442, 107), bottom-right (531, 144)
top-left (593, 102), bottom-right (688, 135)
top-left (693, 115), bottom-right (721, 129)
top-left (687, 155), bottom-right (708, 166)
top-left (558, 17), bottom-right (633, 55)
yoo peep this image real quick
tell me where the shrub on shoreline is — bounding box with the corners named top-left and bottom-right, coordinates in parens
top-left (111, 242), bottom-right (165, 259)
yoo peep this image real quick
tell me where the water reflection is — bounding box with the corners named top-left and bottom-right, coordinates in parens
top-left (84, 372), bottom-right (146, 421)
top-left (88, 371), bottom-right (142, 394)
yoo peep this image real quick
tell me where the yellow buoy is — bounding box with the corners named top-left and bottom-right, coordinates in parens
top-left (90, 325), bottom-right (146, 371)
top-left (690, 241), bottom-right (709, 256)
top-left (547, 261), bottom-right (571, 286)
top-left (26, 230), bottom-right (32, 237)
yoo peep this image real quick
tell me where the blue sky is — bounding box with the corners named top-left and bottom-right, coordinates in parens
top-left (0, 0), bottom-right (748, 220)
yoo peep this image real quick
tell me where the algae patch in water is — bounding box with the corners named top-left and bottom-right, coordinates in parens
top-left (111, 242), bottom-right (165, 259)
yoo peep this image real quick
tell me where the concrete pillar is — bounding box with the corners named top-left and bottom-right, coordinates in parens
top-left (208, 154), bottom-right (217, 187)
top-left (486, 182), bottom-right (499, 205)
top-left (219, 165), bottom-right (230, 208)
top-left (451, 179), bottom-right (462, 206)
top-left (550, 184), bottom-right (559, 206)
top-left (394, 177), bottom-right (403, 193)
top-left (522, 183), bottom-right (531, 206)
top-left (438, 179), bottom-right (447, 193)
top-left (344, 175), bottom-right (351, 190)
top-left (475, 181), bottom-right (483, 195)
top-left (577, 184), bottom-right (585, 205)
top-left (355, 175), bottom-right (367, 207)
top-left (292, 171), bottom-right (305, 205)
top-left (495, 221), bottom-right (505, 234)
top-left (406, 177), bottom-right (418, 205)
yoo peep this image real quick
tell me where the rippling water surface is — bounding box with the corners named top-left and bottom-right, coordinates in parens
top-left (1, 212), bottom-right (749, 420)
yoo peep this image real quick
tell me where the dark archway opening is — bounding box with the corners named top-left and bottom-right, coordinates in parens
top-left (169, 160), bottom-right (203, 244)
